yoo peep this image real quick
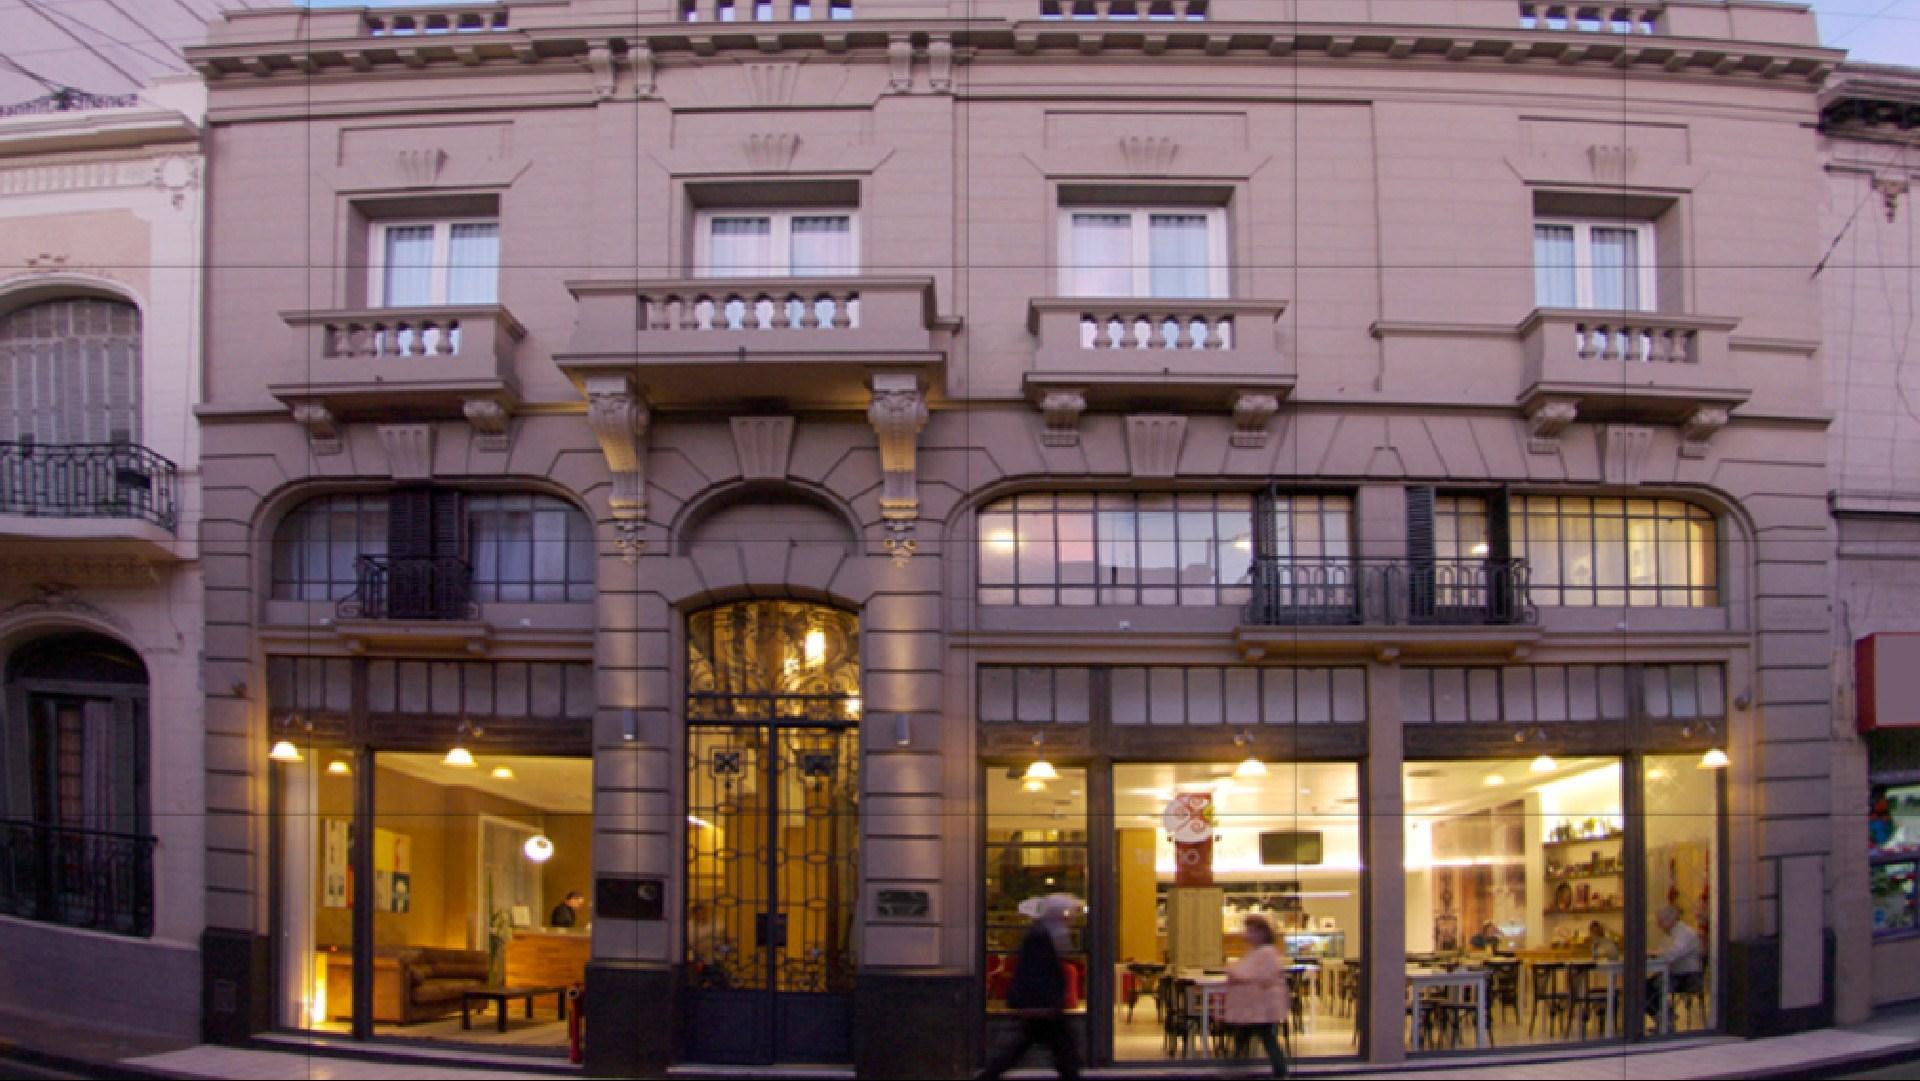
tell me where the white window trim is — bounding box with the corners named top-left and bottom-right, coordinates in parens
top-left (1534, 217), bottom-right (1657, 312)
top-left (367, 218), bottom-right (500, 308)
top-left (1055, 205), bottom-right (1229, 299)
top-left (693, 208), bottom-right (862, 277)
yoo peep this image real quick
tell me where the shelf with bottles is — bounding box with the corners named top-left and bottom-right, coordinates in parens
top-left (1544, 827), bottom-right (1624, 849)
top-left (1545, 905), bottom-right (1624, 916)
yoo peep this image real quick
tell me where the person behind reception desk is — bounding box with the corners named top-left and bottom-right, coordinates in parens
top-left (550, 891), bottom-right (586, 928)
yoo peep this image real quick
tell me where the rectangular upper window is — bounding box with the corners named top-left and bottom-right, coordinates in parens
top-left (697, 209), bottom-right (858, 277)
top-left (1058, 207), bottom-right (1226, 299)
top-left (1513, 495), bottom-right (1717, 608)
top-left (370, 220), bottom-right (499, 308)
top-left (978, 491), bottom-right (1253, 607)
top-left (1533, 219), bottom-right (1654, 311)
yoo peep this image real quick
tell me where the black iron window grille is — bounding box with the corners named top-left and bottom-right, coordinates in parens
top-left (338, 555), bottom-right (477, 621)
top-left (0, 819), bottom-right (155, 938)
top-left (0, 442), bottom-right (178, 529)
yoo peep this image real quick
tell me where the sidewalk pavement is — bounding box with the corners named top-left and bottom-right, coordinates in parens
top-left (3, 1011), bottom-right (1916, 1080)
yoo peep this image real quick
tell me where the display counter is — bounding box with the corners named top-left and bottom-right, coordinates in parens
top-left (506, 929), bottom-right (591, 989)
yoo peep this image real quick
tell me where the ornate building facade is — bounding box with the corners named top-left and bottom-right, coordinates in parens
top-left (186, 1), bottom-right (1842, 1075)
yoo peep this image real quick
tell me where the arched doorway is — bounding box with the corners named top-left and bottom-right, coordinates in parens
top-left (0, 632), bottom-right (151, 936)
top-left (683, 600), bottom-right (860, 1065)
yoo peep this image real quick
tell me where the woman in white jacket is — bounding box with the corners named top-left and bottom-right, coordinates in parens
top-left (1223, 915), bottom-right (1291, 1079)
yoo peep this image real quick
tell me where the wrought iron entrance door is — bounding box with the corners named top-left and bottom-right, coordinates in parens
top-left (685, 716), bottom-right (859, 1064)
top-left (681, 595), bottom-right (863, 1065)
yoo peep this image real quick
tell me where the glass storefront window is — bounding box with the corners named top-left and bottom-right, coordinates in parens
top-left (278, 753), bottom-right (592, 1049)
top-left (985, 766), bottom-right (1089, 1014)
top-left (1111, 762), bottom-right (1361, 1062)
top-left (1403, 758), bottom-right (1622, 1052)
top-left (1643, 754), bottom-right (1719, 1035)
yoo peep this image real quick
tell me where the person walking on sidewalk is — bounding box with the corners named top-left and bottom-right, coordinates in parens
top-left (1224, 915), bottom-right (1291, 1079)
top-left (981, 894), bottom-right (1082, 1081)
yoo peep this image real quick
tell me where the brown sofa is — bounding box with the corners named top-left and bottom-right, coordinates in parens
top-left (390, 947), bottom-right (491, 1025)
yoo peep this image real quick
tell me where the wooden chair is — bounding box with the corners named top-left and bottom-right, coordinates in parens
top-left (1528, 962), bottom-right (1572, 1037)
top-left (1568, 965), bottom-right (1616, 1039)
top-left (1159, 977), bottom-right (1197, 1057)
top-left (1486, 960), bottom-right (1522, 1027)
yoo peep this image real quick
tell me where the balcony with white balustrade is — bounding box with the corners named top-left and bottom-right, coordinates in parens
top-left (1024, 297), bottom-right (1294, 414)
top-left (1517, 308), bottom-right (1748, 447)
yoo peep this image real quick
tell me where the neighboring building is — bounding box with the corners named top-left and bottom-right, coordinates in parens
top-left (187, 1), bottom-right (1842, 1075)
top-left (1821, 63), bottom-right (1920, 1020)
top-left (0, 79), bottom-right (209, 1042)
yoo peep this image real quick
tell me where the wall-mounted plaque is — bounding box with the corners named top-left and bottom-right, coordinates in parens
top-left (597, 876), bottom-right (665, 921)
top-left (875, 888), bottom-right (930, 919)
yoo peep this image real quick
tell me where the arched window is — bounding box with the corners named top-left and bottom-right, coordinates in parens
top-left (272, 490), bottom-right (595, 603)
top-left (0, 298), bottom-right (142, 444)
top-left (0, 633), bottom-right (152, 937)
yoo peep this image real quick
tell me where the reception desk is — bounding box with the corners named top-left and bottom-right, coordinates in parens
top-left (507, 929), bottom-right (591, 990)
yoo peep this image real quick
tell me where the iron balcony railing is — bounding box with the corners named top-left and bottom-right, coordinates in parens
top-left (0, 819), bottom-right (155, 938)
top-left (338, 556), bottom-right (478, 621)
top-left (0, 442), bottom-right (179, 530)
top-left (1244, 557), bottom-right (1534, 627)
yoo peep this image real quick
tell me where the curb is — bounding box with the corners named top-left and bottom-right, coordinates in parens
top-left (0, 1039), bottom-right (199, 1081)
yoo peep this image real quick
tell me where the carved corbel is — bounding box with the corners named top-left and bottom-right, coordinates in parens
top-left (1038, 389), bottom-right (1086, 448)
top-left (1875, 173), bottom-right (1910, 223)
top-left (868, 373), bottom-right (928, 562)
top-left (1126, 415), bottom-right (1187, 478)
top-left (631, 43), bottom-right (656, 98)
top-left (463, 399), bottom-right (511, 452)
top-left (1231, 391), bottom-right (1280, 449)
top-left (585, 375), bottom-right (649, 562)
top-left (1680, 405), bottom-right (1731, 458)
top-left (731, 415), bottom-right (795, 480)
top-left (377, 423), bottom-right (434, 481)
top-left (291, 402), bottom-right (342, 455)
top-left (588, 43), bottom-right (618, 101)
top-left (1600, 424), bottom-right (1654, 486)
top-left (927, 37), bottom-right (954, 93)
top-left (1525, 398), bottom-right (1578, 454)
top-left (888, 35), bottom-right (914, 93)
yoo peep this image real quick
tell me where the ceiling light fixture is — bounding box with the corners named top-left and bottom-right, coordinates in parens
top-left (491, 766), bottom-right (515, 780)
top-left (1233, 730), bottom-right (1267, 779)
top-left (269, 740), bottom-right (304, 763)
top-left (523, 834), bottom-right (554, 863)
top-left (1024, 732), bottom-right (1058, 783)
top-left (327, 760), bottom-right (351, 776)
top-left (443, 718), bottom-right (483, 768)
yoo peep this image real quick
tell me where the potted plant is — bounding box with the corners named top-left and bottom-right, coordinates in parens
top-left (485, 878), bottom-right (513, 987)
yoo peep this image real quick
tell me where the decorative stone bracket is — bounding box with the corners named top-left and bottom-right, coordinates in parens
top-left (292, 403), bottom-right (342, 455)
top-left (1680, 406), bottom-right (1730, 458)
top-left (1231, 391), bottom-right (1280, 449)
top-left (1600, 424), bottom-right (1655, 486)
top-left (377, 423), bottom-right (435, 481)
top-left (1126, 415), bottom-right (1187, 478)
top-left (462, 399), bottom-right (511, 452)
top-left (585, 374), bottom-right (650, 562)
top-left (887, 33), bottom-right (956, 94)
top-left (1525, 397), bottom-right (1579, 454)
top-left (868, 373), bottom-right (928, 563)
top-left (1039, 389), bottom-right (1086, 448)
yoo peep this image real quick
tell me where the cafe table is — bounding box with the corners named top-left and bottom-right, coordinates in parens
top-left (1576, 958), bottom-right (1672, 1037)
top-left (1406, 966), bottom-right (1490, 1050)
top-left (1187, 974), bottom-right (1230, 1054)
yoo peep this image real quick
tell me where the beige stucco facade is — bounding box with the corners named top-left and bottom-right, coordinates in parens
top-left (186, 1), bottom-right (1847, 1072)
top-left (0, 75), bottom-right (207, 1040)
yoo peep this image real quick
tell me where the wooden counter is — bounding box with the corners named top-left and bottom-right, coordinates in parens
top-left (506, 930), bottom-right (590, 989)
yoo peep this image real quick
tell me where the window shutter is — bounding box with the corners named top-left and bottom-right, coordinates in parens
top-left (1488, 487), bottom-right (1513, 563)
top-left (430, 488), bottom-right (465, 561)
top-left (388, 486), bottom-right (435, 559)
top-left (1406, 485), bottom-right (1436, 621)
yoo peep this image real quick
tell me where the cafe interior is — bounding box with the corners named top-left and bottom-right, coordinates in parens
top-left (277, 752), bottom-right (593, 1051)
top-left (986, 750), bottom-right (1719, 1063)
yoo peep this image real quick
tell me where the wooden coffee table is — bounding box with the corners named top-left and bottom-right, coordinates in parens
top-left (460, 985), bottom-right (567, 1033)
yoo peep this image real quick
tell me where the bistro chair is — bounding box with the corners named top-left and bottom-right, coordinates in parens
top-left (1672, 960), bottom-right (1709, 1031)
top-left (1485, 959), bottom-right (1522, 1026)
top-left (1159, 976), bottom-right (1198, 1057)
top-left (1126, 961), bottom-right (1166, 1022)
top-left (1528, 962), bottom-right (1572, 1037)
top-left (1568, 964), bottom-right (1617, 1039)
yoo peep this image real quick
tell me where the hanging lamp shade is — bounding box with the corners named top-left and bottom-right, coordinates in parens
top-left (443, 746), bottom-right (477, 768)
top-left (1024, 759), bottom-right (1059, 783)
top-left (1699, 747), bottom-right (1730, 770)
top-left (269, 740), bottom-right (304, 763)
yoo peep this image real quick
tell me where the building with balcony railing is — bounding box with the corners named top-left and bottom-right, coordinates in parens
top-left (0, 8), bottom-right (213, 1042)
top-left (188, 0), bottom-right (1840, 1074)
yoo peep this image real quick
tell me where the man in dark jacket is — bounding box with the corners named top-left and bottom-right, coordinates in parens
top-left (981, 894), bottom-right (1081, 1080)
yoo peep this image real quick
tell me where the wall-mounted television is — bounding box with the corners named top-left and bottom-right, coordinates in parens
top-left (1259, 831), bottom-right (1324, 866)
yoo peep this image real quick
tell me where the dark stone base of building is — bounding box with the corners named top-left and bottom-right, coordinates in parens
top-left (200, 928), bottom-right (269, 1045)
top-left (585, 961), bottom-right (677, 1078)
top-left (1724, 934), bottom-right (1837, 1038)
top-left (854, 971), bottom-right (977, 1080)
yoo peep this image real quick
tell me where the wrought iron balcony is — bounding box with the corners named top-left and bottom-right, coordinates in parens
top-left (0, 819), bottom-right (155, 939)
top-left (1243, 557), bottom-right (1533, 627)
top-left (0, 442), bottom-right (179, 530)
top-left (338, 556), bottom-right (479, 621)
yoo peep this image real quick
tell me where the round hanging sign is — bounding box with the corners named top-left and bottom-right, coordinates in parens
top-left (1162, 792), bottom-right (1213, 844)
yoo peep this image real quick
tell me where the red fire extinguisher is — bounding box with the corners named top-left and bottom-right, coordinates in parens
top-left (568, 983), bottom-right (585, 1064)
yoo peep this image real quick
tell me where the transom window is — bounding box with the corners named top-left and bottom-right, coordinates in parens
top-left (698, 210), bottom-right (858, 277)
top-left (1514, 495), bottom-right (1717, 607)
top-left (1436, 495), bottom-right (1492, 561)
top-left (272, 491), bottom-right (594, 603)
top-left (1261, 492), bottom-right (1354, 563)
top-left (371, 220), bottom-right (500, 307)
top-left (978, 492), bottom-right (1254, 607)
top-left (1533, 219), bottom-right (1654, 311)
top-left (1058, 207), bottom-right (1227, 299)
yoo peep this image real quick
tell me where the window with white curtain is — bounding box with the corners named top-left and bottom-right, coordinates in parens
top-left (370, 220), bottom-right (500, 307)
top-left (1057, 207), bottom-right (1226, 298)
top-left (1533, 219), bottom-right (1654, 311)
top-left (697, 210), bottom-right (858, 277)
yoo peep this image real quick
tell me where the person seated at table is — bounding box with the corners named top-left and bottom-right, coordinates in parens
top-left (1223, 915), bottom-right (1290, 1079)
top-left (1645, 906), bottom-right (1703, 1023)
top-left (1588, 920), bottom-right (1622, 960)
top-left (1468, 921), bottom-right (1502, 952)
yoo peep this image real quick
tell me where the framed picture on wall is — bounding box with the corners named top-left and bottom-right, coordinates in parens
top-left (323, 819), bottom-right (349, 909)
